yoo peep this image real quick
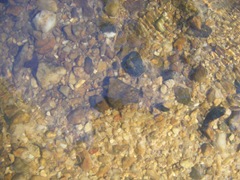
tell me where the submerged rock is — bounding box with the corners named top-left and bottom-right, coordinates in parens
top-left (84, 57), bottom-right (94, 75)
top-left (174, 86), bottom-right (191, 105)
top-left (122, 51), bottom-right (145, 77)
top-left (228, 111), bottom-right (240, 132)
top-left (33, 10), bottom-right (57, 33)
top-left (190, 65), bottom-right (208, 82)
top-left (103, 77), bottom-right (141, 109)
top-left (36, 62), bottom-right (66, 89)
top-left (203, 106), bottom-right (226, 127)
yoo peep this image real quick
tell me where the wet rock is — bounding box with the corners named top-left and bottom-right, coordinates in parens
top-left (100, 23), bottom-right (116, 38)
top-left (206, 88), bottom-right (216, 103)
top-left (67, 107), bottom-right (88, 125)
top-left (89, 95), bottom-right (110, 113)
top-left (189, 16), bottom-right (202, 30)
top-left (10, 110), bottom-right (31, 125)
top-left (104, 0), bottom-right (120, 17)
top-left (154, 103), bottom-right (170, 112)
top-left (103, 77), bottom-right (141, 109)
top-left (71, 7), bottom-right (79, 18)
top-left (190, 165), bottom-right (205, 179)
top-left (203, 106), bottom-right (225, 127)
top-left (35, 37), bottom-right (56, 54)
top-left (33, 10), bottom-right (57, 33)
top-left (216, 131), bottom-right (227, 151)
top-left (201, 143), bottom-right (213, 156)
top-left (37, 0), bottom-right (58, 12)
top-left (13, 43), bottom-right (33, 75)
top-left (84, 57), bottom-right (94, 75)
top-left (58, 85), bottom-right (70, 97)
top-left (36, 62), bottom-right (66, 89)
top-left (188, 23), bottom-right (212, 38)
top-left (173, 37), bottom-right (186, 51)
top-left (190, 65), bottom-right (208, 82)
top-left (63, 24), bottom-right (80, 42)
top-left (79, 150), bottom-right (92, 171)
top-left (228, 111), bottom-right (240, 132)
top-left (121, 51), bottom-right (145, 77)
top-left (174, 86), bottom-right (191, 105)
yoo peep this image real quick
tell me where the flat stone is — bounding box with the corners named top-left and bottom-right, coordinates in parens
top-left (190, 65), bottom-right (208, 82)
top-left (36, 62), bottom-right (66, 89)
top-left (103, 77), bottom-right (141, 109)
top-left (174, 86), bottom-right (191, 105)
top-left (35, 37), bottom-right (56, 54)
top-left (190, 165), bottom-right (205, 179)
top-left (67, 107), bottom-right (88, 125)
top-left (121, 51), bottom-right (145, 77)
top-left (84, 57), bottom-right (94, 75)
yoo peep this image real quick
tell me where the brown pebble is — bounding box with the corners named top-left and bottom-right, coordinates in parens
top-left (79, 150), bottom-right (92, 171)
top-left (190, 16), bottom-right (202, 30)
top-left (201, 143), bottom-right (213, 156)
top-left (122, 156), bottom-right (136, 169)
top-left (173, 37), bottom-right (186, 51)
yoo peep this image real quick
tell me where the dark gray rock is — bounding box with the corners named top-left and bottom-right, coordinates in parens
top-left (84, 57), bottom-right (94, 75)
top-left (121, 51), bottom-right (145, 77)
top-left (174, 86), bottom-right (191, 105)
top-left (190, 65), bottom-right (208, 82)
top-left (203, 106), bottom-right (226, 127)
top-left (154, 103), bottom-right (170, 112)
top-left (104, 77), bottom-right (141, 109)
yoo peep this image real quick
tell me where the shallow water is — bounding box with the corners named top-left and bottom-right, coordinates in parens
top-left (0, 0), bottom-right (240, 179)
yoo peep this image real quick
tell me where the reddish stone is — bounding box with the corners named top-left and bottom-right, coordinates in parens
top-left (35, 37), bottom-right (56, 54)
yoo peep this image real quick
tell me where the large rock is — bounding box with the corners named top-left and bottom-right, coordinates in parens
top-left (121, 51), bottom-right (145, 77)
top-left (33, 10), bottom-right (57, 33)
top-left (103, 77), bottom-right (141, 109)
top-left (36, 62), bottom-right (66, 89)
